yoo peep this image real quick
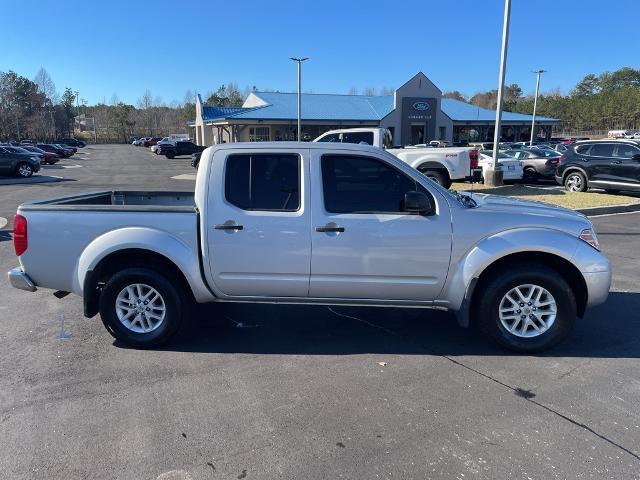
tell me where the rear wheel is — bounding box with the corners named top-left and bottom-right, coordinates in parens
top-left (99, 267), bottom-right (184, 348)
top-left (165, 151), bottom-right (175, 159)
top-left (420, 169), bottom-right (451, 189)
top-left (564, 171), bottom-right (588, 192)
top-left (522, 168), bottom-right (537, 184)
top-left (16, 162), bottom-right (34, 178)
top-left (477, 263), bottom-right (577, 352)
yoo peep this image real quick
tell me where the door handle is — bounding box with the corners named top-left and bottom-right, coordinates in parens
top-left (316, 224), bottom-right (345, 233)
top-left (214, 222), bottom-right (243, 231)
top-left (612, 160), bottom-right (622, 164)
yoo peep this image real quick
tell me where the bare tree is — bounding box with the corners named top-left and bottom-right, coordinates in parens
top-left (348, 86), bottom-right (358, 95)
top-left (363, 87), bottom-right (376, 96)
top-left (110, 93), bottom-right (120, 105)
top-left (33, 67), bottom-right (57, 100)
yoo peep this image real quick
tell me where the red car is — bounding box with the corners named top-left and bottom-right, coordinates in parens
top-left (143, 137), bottom-right (163, 147)
top-left (21, 146), bottom-right (60, 165)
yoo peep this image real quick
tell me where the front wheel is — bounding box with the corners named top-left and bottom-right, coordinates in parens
top-left (564, 171), bottom-right (588, 192)
top-left (16, 162), bottom-right (34, 178)
top-left (99, 268), bottom-right (184, 348)
top-left (477, 264), bottom-right (577, 352)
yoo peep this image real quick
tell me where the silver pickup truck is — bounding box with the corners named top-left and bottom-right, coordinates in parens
top-left (8, 142), bottom-right (611, 352)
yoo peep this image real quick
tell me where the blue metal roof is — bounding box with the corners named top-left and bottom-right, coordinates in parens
top-left (196, 92), bottom-right (558, 124)
top-left (440, 98), bottom-right (557, 123)
top-left (201, 106), bottom-right (248, 121)
top-left (229, 92), bottom-right (387, 121)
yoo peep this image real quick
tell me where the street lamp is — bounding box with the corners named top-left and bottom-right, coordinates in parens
top-left (530, 69), bottom-right (546, 146)
top-left (290, 57), bottom-right (308, 141)
top-left (487, 0), bottom-right (512, 187)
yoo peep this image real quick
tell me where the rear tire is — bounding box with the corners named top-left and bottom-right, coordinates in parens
top-left (16, 162), bottom-right (34, 178)
top-left (99, 267), bottom-right (184, 348)
top-left (420, 169), bottom-right (451, 189)
top-left (165, 151), bottom-right (175, 159)
top-left (522, 168), bottom-right (537, 184)
top-left (564, 171), bottom-right (588, 192)
top-left (476, 263), bottom-right (577, 353)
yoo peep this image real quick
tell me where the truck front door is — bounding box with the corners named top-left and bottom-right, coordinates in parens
top-left (308, 151), bottom-right (452, 301)
top-left (205, 148), bottom-right (311, 297)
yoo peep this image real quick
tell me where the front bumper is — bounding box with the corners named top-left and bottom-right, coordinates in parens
top-left (8, 267), bottom-right (37, 292)
top-left (583, 270), bottom-right (612, 308)
top-left (555, 174), bottom-right (564, 186)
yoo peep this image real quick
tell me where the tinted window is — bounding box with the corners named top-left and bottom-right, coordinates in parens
top-left (614, 144), bottom-right (640, 158)
top-left (225, 154), bottom-right (300, 211)
top-left (589, 143), bottom-right (615, 157)
top-left (316, 133), bottom-right (340, 143)
top-left (341, 132), bottom-right (374, 145)
top-left (321, 155), bottom-right (422, 214)
top-left (575, 144), bottom-right (590, 154)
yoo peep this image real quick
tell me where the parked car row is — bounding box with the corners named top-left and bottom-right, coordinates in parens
top-left (0, 139), bottom-right (81, 178)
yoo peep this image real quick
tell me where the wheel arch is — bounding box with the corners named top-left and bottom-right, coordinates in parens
top-left (83, 248), bottom-right (196, 318)
top-left (467, 251), bottom-right (588, 327)
top-left (561, 165), bottom-right (589, 183)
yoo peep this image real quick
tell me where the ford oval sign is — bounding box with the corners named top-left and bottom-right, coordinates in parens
top-left (413, 101), bottom-right (430, 111)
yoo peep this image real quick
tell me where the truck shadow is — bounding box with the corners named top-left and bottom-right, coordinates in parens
top-left (136, 292), bottom-right (640, 358)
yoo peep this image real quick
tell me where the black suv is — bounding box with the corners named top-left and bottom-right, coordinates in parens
top-left (58, 137), bottom-right (86, 148)
top-left (162, 141), bottom-right (205, 159)
top-left (555, 140), bottom-right (640, 193)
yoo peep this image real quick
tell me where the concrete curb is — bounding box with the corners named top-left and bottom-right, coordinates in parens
top-left (0, 175), bottom-right (64, 186)
top-left (576, 202), bottom-right (640, 217)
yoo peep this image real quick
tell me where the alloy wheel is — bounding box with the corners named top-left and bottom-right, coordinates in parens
top-left (115, 283), bottom-right (166, 333)
top-left (565, 173), bottom-right (583, 192)
top-left (498, 284), bottom-right (557, 338)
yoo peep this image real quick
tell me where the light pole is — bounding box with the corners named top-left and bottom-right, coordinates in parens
top-left (290, 57), bottom-right (308, 141)
top-left (487, 0), bottom-right (512, 187)
top-left (75, 91), bottom-right (80, 134)
top-left (530, 69), bottom-right (546, 146)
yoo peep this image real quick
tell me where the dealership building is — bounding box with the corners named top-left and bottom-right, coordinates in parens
top-left (190, 72), bottom-right (558, 146)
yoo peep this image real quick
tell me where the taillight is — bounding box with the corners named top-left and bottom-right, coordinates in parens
top-left (559, 155), bottom-right (568, 164)
top-left (469, 149), bottom-right (479, 169)
top-left (13, 214), bottom-right (27, 256)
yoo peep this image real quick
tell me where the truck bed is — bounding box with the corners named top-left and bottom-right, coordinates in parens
top-left (19, 191), bottom-right (196, 212)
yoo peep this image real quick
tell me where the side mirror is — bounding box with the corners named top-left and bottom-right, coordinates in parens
top-left (403, 191), bottom-right (434, 216)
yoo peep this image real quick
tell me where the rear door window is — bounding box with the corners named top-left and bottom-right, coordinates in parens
top-left (341, 132), bottom-right (375, 145)
top-left (225, 153), bottom-right (300, 211)
top-left (589, 143), bottom-right (615, 157)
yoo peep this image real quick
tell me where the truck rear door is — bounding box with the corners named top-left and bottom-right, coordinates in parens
top-left (205, 147), bottom-right (311, 297)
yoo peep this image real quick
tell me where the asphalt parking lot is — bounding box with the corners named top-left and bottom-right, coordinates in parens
top-left (1, 145), bottom-right (639, 479)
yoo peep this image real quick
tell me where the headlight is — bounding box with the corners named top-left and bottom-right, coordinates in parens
top-left (579, 227), bottom-right (600, 250)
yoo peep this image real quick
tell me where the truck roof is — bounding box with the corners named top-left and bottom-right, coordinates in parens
top-left (208, 141), bottom-right (386, 155)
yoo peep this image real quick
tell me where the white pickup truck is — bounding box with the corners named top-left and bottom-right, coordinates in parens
top-left (314, 127), bottom-right (478, 188)
top-left (8, 142), bottom-right (611, 352)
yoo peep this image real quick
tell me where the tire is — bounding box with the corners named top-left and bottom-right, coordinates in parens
top-left (564, 171), bottom-right (588, 192)
top-left (165, 151), bottom-right (175, 159)
top-left (99, 267), bottom-right (184, 348)
top-left (16, 162), bottom-right (34, 178)
top-left (522, 168), bottom-right (537, 184)
top-left (421, 169), bottom-right (451, 189)
top-left (476, 263), bottom-right (577, 353)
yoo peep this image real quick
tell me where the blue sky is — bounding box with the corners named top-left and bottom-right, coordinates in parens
top-left (1, 0), bottom-right (638, 105)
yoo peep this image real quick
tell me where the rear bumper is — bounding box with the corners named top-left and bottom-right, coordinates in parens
top-left (8, 267), bottom-right (37, 292)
